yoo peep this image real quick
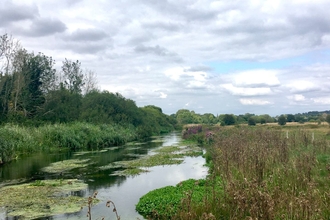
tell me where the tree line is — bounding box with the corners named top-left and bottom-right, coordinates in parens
top-left (0, 34), bottom-right (175, 136)
top-left (173, 109), bottom-right (330, 126)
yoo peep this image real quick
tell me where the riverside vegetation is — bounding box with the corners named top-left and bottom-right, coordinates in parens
top-left (2, 33), bottom-right (330, 219)
top-left (136, 124), bottom-right (330, 219)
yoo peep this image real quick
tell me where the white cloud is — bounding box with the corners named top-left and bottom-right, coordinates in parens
top-left (164, 67), bottom-right (208, 89)
top-left (222, 84), bottom-right (272, 96)
top-left (2, 0), bottom-right (330, 115)
top-left (239, 99), bottom-right (272, 105)
top-left (160, 92), bottom-right (167, 99)
top-left (311, 97), bottom-right (330, 105)
top-left (233, 70), bottom-right (280, 87)
top-left (287, 80), bottom-right (318, 93)
top-left (287, 94), bottom-right (306, 101)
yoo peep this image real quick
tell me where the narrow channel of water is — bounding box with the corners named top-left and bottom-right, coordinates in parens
top-left (0, 132), bottom-right (208, 219)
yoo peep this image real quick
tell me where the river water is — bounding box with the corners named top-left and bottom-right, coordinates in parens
top-left (0, 132), bottom-right (208, 220)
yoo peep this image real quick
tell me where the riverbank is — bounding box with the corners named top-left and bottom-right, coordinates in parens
top-left (136, 125), bottom-right (330, 219)
top-left (0, 131), bottom-right (208, 219)
top-left (0, 122), bottom-right (138, 165)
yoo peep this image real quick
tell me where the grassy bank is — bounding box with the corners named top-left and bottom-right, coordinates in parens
top-left (137, 125), bottom-right (330, 219)
top-left (0, 122), bottom-right (137, 165)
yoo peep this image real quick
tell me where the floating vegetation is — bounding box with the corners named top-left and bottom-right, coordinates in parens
top-left (111, 168), bottom-right (150, 176)
top-left (73, 151), bottom-right (90, 156)
top-left (126, 147), bottom-right (142, 150)
top-left (42, 159), bottom-right (91, 173)
top-left (125, 142), bottom-right (146, 146)
top-left (0, 179), bottom-right (88, 219)
top-left (74, 149), bottom-right (108, 156)
top-left (154, 146), bottom-right (180, 153)
top-left (118, 153), bottom-right (184, 168)
top-left (126, 153), bottom-right (143, 158)
top-left (101, 144), bottom-right (203, 176)
top-left (105, 146), bottom-right (120, 151)
top-left (99, 163), bottom-right (124, 170)
top-left (150, 139), bottom-right (164, 143)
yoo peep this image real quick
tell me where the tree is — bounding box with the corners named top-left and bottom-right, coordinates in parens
top-left (326, 114), bottom-right (330, 126)
top-left (248, 117), bottom-right (256, 126)
top-left (9, 50), bottom-right (56, 118)
top-left (287, 114), bottom-right (295, 122)
top-left (176, 109), bottom-right (193, 124)
top-left (222, 114), bottom-right (236, 125)
top-left (278, 115), bottom-right (286, 126)
top-left (83, 69), bottom-right (98, 94)
top-left (61, 59), bottom-right (84, 94)
top-left (0, 34), bottom-right (21, 75)
top-left (260, 117), bottom-right (266, 124)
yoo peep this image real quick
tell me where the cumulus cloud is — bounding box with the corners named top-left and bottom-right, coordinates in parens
top-left (239, 99), bottom-right (272, 105)
top-left (2, 0), bottom-right (330, 115)
top-left (222, 84), bottom-right (272, 96)
top-left (29, 18), bottom-right (66, 36)
top-left (287, 94), bottom-right (306, 102)
top-left (287, 80), bottom-right (319, 93)
top-left (164, 67), bottom-right (208, 89)
top-left (311, 97), bottom-right (330, 105)
top-left (0, 1), bottom-right (38, 26)
top-left (233, 70), bottom-right (280, 87)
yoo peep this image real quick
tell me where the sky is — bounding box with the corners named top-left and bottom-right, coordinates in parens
top-left (1, 0), bottom-right (330, 116)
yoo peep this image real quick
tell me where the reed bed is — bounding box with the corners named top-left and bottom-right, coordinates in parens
top-left (0, 122), bottom-right (137, 164)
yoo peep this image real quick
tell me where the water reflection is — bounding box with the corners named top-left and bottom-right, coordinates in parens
top-left (0, 132), bottom-right (208, 219)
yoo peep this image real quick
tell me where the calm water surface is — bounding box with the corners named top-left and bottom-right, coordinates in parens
top-left (0, 132), bottom-right (208, 220)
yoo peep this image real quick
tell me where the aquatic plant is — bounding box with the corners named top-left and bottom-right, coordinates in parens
top-left (136, 179), bottom-right (208, 219)
top-left (0, 179), bottom-right (87, 219)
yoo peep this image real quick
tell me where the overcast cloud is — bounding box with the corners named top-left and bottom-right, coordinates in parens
top-left (1, 0), bottom-right (330, 116)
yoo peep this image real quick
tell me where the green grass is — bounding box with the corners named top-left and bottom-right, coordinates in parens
top-left (0, 122), bottom-right (138, 164)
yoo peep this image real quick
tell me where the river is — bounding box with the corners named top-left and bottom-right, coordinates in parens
top-left (0, 132), bottom-right (208, 220)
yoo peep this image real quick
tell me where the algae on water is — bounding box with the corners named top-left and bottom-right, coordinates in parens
top-left (0, 179), bottom-right (89, 219)
top-left (42, 159), bottom-right (90, 173)
top-left (100, 144), bottom-right (203, 176)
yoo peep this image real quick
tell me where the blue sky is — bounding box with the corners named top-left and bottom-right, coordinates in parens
top-left (1, 0), bottom-right (330, 116)
top-left (208, 49), bottom-right (330, 74)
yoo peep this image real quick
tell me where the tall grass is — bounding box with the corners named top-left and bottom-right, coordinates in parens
top-left (0, 122), bottom-right (137, 164)
top-left (149, 127), bottom-right (330, 219)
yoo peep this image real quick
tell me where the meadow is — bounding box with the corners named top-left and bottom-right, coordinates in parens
top-left (137, 124), bottom-right (330, 219)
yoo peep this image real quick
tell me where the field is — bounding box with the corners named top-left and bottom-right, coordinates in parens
top-left (137, 124), bottom-right (330, 219)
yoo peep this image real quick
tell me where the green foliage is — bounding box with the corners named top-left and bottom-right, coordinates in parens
top-left (61, 59), bottom-right (84, 94)
top-left (136, 179), bottom-right (207, 219)
top-left (278, 115), bottom-right (287, 125)
top-left (0, 123), bottom-right (137, 163)
top-left (326, 114), bottom-right (330, 125)
top-left (221, 114), bottom-right (236, 125)
top-left (286, 114), bottom-right (295, 122)
top-left (248, 117), bottom-right (256, 126)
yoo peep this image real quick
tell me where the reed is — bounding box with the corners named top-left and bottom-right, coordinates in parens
top-left (0, 122), bottom-right (138, 164)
